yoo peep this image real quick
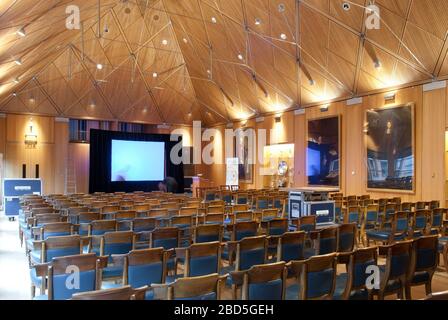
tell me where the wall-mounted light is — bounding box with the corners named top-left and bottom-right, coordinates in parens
top-left (320, 104), bottom-right (329, 112)
top-left (25, 118), bottom-right (37, 148)
top-left (275, 115), bottom-right (282, 123)
top-left (384, 92), bottom-right (396, 103)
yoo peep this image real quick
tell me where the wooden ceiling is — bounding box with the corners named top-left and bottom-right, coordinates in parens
top-left (1, 0), bottom-right (448, 126)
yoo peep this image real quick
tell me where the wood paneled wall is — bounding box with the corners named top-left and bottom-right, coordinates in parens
top-left (204, 83), bottom-right (448, 203)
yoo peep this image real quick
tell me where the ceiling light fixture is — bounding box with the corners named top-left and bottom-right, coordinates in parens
top-left (153, 72), bottom-right (158, 78)
top-left (182, 38), bottom-right (188, 43)
top-left (237, 54), bottom-right (244, 61)
top-left (12, 92), bottom-right (17, 97)
top-left (280, 33), bottom-right (287, 40)
top-left (278, 3), bottom-right (285, 13)
top-left (342, 2), bottom-right (351, 11)
top-left (17, 27), bottom-right (26, 37)
top-left (13, 78), bottom-right (19, 84)
top-left (96, 63), bottom-right (103, 70)
top-left (255, 18), bottom-right (261, 25)
top-left (211, 17), bottom-right (217, 24)
top-left (14, 58), bottom-right (22, 65)
top-left (374, 60), bottom-right (381, 69)
top-left (162, 39), bottom-right (168, 45)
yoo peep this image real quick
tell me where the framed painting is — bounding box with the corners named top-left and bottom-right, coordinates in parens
top-left (365, 103), bottom-right (415, 192)
top-left (234, 127), bottom-right (255, 184)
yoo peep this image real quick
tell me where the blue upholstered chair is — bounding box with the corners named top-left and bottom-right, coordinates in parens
top-left (337, 223), bottom-right (357, 253)
top-left (203, 213), bottom-right (225, 225)
top-left (255, 196), bottom-right (270, 211)
top-left (227, 221), bottom-right (259, 242)
top-left (232, 211), bottom-right (254, 224)
top-left (344, 206), bottom-right (362, 228)
top-left (372, 241), bottom-right (413, 300)
top-left (92, 231), bottom-right (135, 280)
top-left (401, 202), bottom-right (413, 212)
top-left (335, 201), bottom-right (343, 223)
top-left (410, 210), bottom-right (430, 238)
top-left (193, 224), bottom-right (223, 243)
top-left (296, 215), bottom-right (316, 233)
top-left (430, 201), bottom-right (440, 210)
top-left (366, 212), bottom-right (410, 245)
top-left (220, 191), bottom-right (233, 205)
top-left (123, 248), bottom-right (166, 300)
top-left (429, 208), bottom-right (446, 235)
top-left (166, 273), bottom-right (226, 300)
top-left (204, 190), bottom-right (217, 202)
top-left (333, 247), bottom-right (378, 300)
top-left (287, 253), bottom-right (337, 300)
top-left (381, 203), bottom-right (398, 229)
top-left (405, 235), bottom-right (439, 299)
top-left (149, 227), bottom-right (181, 273)
top-left (76, 213), bottom-right (100, 235)
top-left (183, 241), bottom-right (221, 277)
top-left (88, 219), bottom-right (117, 236)
top-left (235, 193), bottom-right (249, 205)
top-left (228, 236), bottom-right (268, 299)
top-left (276, 231), bottom-right (306, 263)
top-left (29, 235), bottom-right (83, 298)
top-left (241, 262), bottom-right (287, 300)
top-left (43, 253), bottom-right (101, 300)
top-left (304, 226), bottom-right (338, 259)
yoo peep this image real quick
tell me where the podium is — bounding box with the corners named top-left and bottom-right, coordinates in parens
top-left (191, 176), bottom-right (214, 198)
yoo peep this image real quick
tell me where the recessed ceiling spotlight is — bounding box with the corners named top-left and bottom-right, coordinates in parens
top-left (374, 60), bottom-right (382, 69)
top-left (153, 72), bottom-right (158, 78)
top-left (342, 2), bottom-right (351, 11)
top-left (103, 24), bottom-right (109, 33)
top-left (17, 27), bottom-right (26, 37)
top-left (255, 18), bottom-right (261, 25)
top-left (29, 98), bottom-right (35, 104)
top-left (14, 58), bottom-right (22, 65)
top-left (13, 78), bottom-right (19, 84)
top-left (309, 79), bottom-right (315, 86)
top-left (96, 63), bottom-right (103, 70)
top-left (211, 17), bottom-right (217, 24)
top-left (143, 108), bottom-right (148, 113)
top-left (278, 3), bottom-right (286, 13)
top-left (12, 92), bottom-right (17, 97)
top-left (89, 102), bottom-right (96, 108)
top-left (237, 54), bottom-right (244, 61)
top-left (280, 33), bottom-right (287, 40)
top-left (182, 38), bottom-right (188, 43)
top-left (161, 39), bottom-right (168, 46)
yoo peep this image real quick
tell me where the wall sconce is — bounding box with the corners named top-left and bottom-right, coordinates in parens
top-left (320, 104), bottom-right (329, 112)
top-left (384, 92), bottom-right (396, 103)
top-left (275, 115), bottom-right (282, 123)
top-left (25, 118), bottom-right (37, 148)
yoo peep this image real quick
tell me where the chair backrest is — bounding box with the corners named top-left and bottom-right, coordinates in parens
top-left (338, 223), bottom-right (357, 253)
top-left (133, 203), bottom-right (150, 213)
top-left (71, 285), bottom-right (147, 300)
top-left (401, 202), bottom-right (413, 212)
top-left (295, 253), bottom-right (337, 300)
top-left (148, 208), bottom-right (169, 219)
top-left (266, 218), bottom-right (288, 236)
top-left (413, 210), bottom-right (430, 233)
top-left (235, 193), bottom-right (249, 204)
top-left (204, 213), bottom-right (225, 225)
top-left (39, 222), bottom-right (73, 240)
top-left (89, 220), bottom-right (117, 236)
top-left (48, 253), bottom-right (100, 300)
top-left (194, 224), bottom-right (222, 243)
top-left (297, 215), bottom-right (316, 233)
top-left (207, 205), bottom-right (225, 214)
top-left (170, 215), bottom-right (194, 229)
top-left (233, 211), bottom-right (254, 223)
top-left (316, 227), bottom-right (338, 255)
top-left (204, 190), bottom-right (217, 202)
top-left (185, 242), bottom-right (221, 277)
top-left (220, 191), bottom-right (233, 205)
top-left (430, 208), bottom-right (445, 230)
top-left (150, 227), bottom-right (180, 250)
top-left (168, 273), bottom-right (223, 300)
top-left (179, 207), bottom-right (198, 216)
top-left (115, 210), bottom-right (136, 221)
top-left (364, 204), bottom-right (379, 225)
top-left (345, 206), bottom-right (361, 224)
top-left (78, 212), bottom-right (100, 224)
top-left (125, 248), bottom-right (166, 288)
top-left (277, 231), bottom-right (305, 263)
top-left (429, 201), bottom-right (440, 210)
top-left (242, 262), bottom-right (287, 300)
top-left (101, 205), bottom-right (120, 214)
top-left (101, 231), bottom-right (135, 258)
top-left (236, 236), bottom-right (267, 271)
top-left (416, 201), bottom-right (427, 210)
top-left (131, 218), bottom-right (157, 233)
top-left (408, 235), bottom-right (438, 278)
top-left (34, 235), bottom-right (82, 263)
top-left (232, 221), bottom-right (259, 241)
top-left (256, 196), bottom-right (270, 210)
top-left (343, 247), bottom-right (378, 299)
top-left (261, 209), bottom-right (279, 221)
top-left (381, 241), bottom-right (412, 285)
top-left (232, 204), bottom-right (249, 213)
top-left (393, 211), bottom-right (410, 234)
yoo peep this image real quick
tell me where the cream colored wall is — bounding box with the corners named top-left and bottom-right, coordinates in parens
top-left (204, 84), bottom-right (448, 203)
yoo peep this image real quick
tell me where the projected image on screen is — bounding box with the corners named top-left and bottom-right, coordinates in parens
top-left (111, 140), bottom-right (165, 182)
top-left (307, 117), bottom-right (340, 186)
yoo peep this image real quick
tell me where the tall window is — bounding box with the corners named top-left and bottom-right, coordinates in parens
top-left (118, 122), bottom-right (144, 133)
top-left (69, 119), bottom-right (112, 142)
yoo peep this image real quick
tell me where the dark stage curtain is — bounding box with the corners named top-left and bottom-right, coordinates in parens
top-left (89, 129), bottom-right (184, 194)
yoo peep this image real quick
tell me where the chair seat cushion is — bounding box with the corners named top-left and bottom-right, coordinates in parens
top-left (366, 230), bottom-right (390, 240)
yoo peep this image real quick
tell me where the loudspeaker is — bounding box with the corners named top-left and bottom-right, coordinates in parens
top-left (35, 164), bottom-right (39, 179)
top-left (22, 164), bottom-right (26, 178)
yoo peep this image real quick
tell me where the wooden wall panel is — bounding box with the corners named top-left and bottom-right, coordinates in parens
top-left (293, 113), bottom-right (306, 187)
top-left (421, 87), bottom-right (446, 202)
top-left (54, 120), bottom-right (68, 194)
top-left (69, 143), bottom-right (90, 194)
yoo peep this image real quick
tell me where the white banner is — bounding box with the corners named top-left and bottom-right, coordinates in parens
top-left (226, 158), bottom-right (239, 186)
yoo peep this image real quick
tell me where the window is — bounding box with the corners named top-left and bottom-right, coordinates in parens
top-left (118, 122), bottom-right (144, 133)
top-left (69, 119), bottom-right (112, 142)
